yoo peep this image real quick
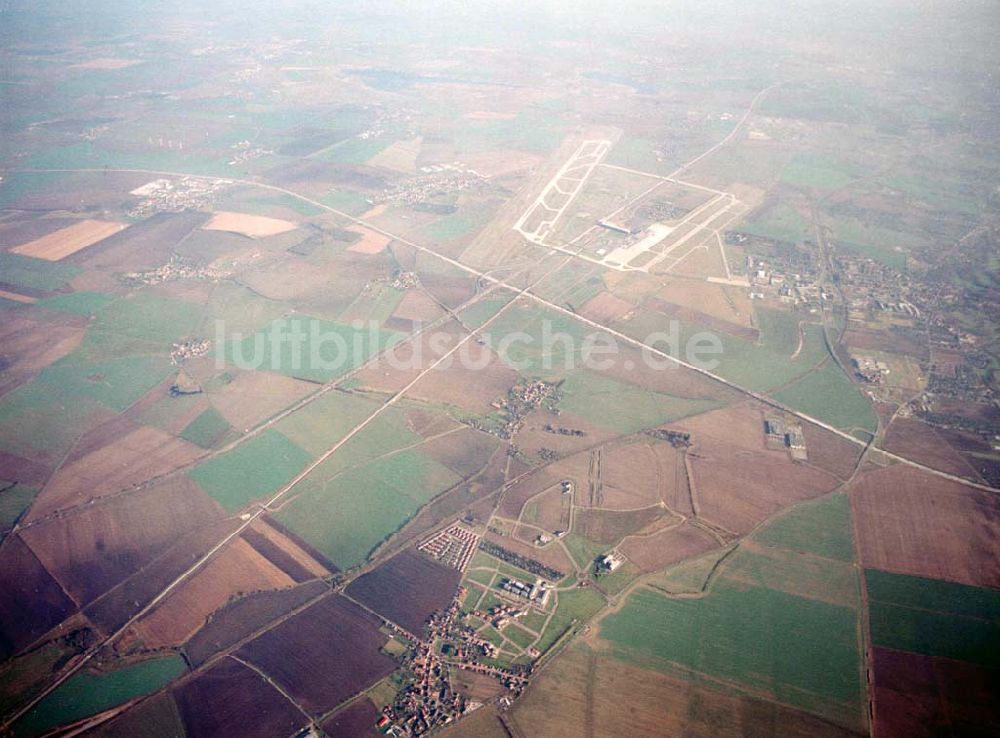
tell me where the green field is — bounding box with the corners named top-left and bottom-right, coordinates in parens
top-left (36, 291), bottom-right (116, 316)
top-left (0, 383), bottom-right (109, 459)
top-left (93, 293), bottom-right (203, 344)
top-left (296, 404), bottom-right (424, 476)
top-left (866, 569), bottom-right (1000, 667)
top-left (558, 370), bottom-right (722, 435)
top-left (188, 429), bottom-right (312, 511)
top-left (600, 583), bottom-right (860, 724)
top-left (179, 407), bottom-right (232, 449)
top-left (424, 213), bottom-right (483, 242)
top-left (196, 282), bottom-right (288, 337)
top-left (829, 217), bottom-right (912, 271)
top-left (0, 483), bottom-right (38, 536)
top-left (534, 587), bottom-right (605, 655)
top-left (220, 315), bottom-right (400, 383)
top-left (274, 448), bottom-right (459, 570)
top-left (739, 203), bottom-right (810, 244)
top-left (781, 152), bottom-right (861, 190)
top-left (339, 284), bottom-right (404, 327)
top-left (14, 655), bottom-right (186, 738)
top-left (754, 493), bottom-right (855, 561)
top-left (755, 306), bottom-right (802, 355)
top-left (623, 308), bottom-right (829, 395)
top-left (601, 492), bottom-right (863, 726)
top-left (272, 390), bottom-right (382, 457)
top-left (502, 622), bottom-right (538, 650)
top-left (320, 189), bottom-right (371, 215)
top-left (562, 532), bottom-right (606, 570)
top-left (772, 361), bottom-right (877, 434)
top-left (321, 135), bottom-right (394, 164)
top-left (0, 253), bottom-right (80, 292)
top-left (35, 353), bottom-right (175, 413)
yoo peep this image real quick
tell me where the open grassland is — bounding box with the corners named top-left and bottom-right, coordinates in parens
top-left (0, 383), bottom-right (111, 461)
top-left (188, 429), bottom-right (312, 512)
top-left (754, 493), bottom-right (855, 562)
top-left (866, 569), bottom-right (1000, 667)
top-left (13, 655), bottom-right (186, 738)
top-left (179, 407), bottom-right (233, 449)
top-left (0, 483), bottom-right (38, 538)
top-left (275, 448), bottom-right (459, 570)
top-left (558, 370), bottom-right (722, 435)
top-left (35, 353), bottom-right (175, 413)
top-left (93, 293), bottom-right (202, 344)
top-left (220, 316), bottom-right (400, 383)
top-left (781, 152), bottom-right (861, 190)
top-left (35, 291), bottom-right (115, 316)
top-left (271, 390), bottom-right (382, 457)
top-left (738, 202), bottom-right (810, 244)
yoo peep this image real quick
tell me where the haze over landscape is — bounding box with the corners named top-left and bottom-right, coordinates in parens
top-left (0, 1), bottom-right (997, 737)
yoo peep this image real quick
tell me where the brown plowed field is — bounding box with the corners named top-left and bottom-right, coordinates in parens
top-left (237, 594), bottom-right (395, 715)
top-left (800, 420), bottom-right (864, 480)
top-left (184, 579), bottom-right (329, 667)
top-left (690, 449), bottom-right (839, 534)
top-left (209, 370), bottom-right (314, 432)
top-left (0, 312), bottom-right (86, 387)
top-left (73, 211), bottom-right (209, 271)
top-left (9, 219), bottom-right (126, 261)
top-left (0, 450), bottom-right (50, 488)
top-left (346, 549), bottom-right (462, 636)
top-left (574, 506), bottom-right (675, 545)
top-left (391, 290), bottom-right (445, 322)
top-left (882, 417), bottom-right (982, 481)
top-left (21, 477), bottom-right (225, 604)
top-left (870, 647), bottom-right (999, 738)
top-left (321, 698), bottom-right (383, 738)
top-left (579, 291), bottom-right (635, 323)
top-left (243, 518), bottom-right (330, 581)
top-left (421, 427), bottom-right (501, 478)
top-left (27, 425), bottom-right (205, 519)
top-left (174, 658), bottom-right (306, 738)
top-left (0, 535), bottom-right (77, 659)
top-left (674, 401), bottom-right (768, 452)
top-left (592, 343), bottom-right (737, 402)
top-left (499, 467), bottom-right (567, 520)
top-left (851, 465), bottom-right (1000, 588)
top-left (619, 521), bottom-right (720, 572)
top-left (359, 324), bottom-right (521, 416)
top-left (124, 537), bottom-right (296, 649)
top-left (514, 409), bottom-right (618, 460)
top-left (601, 442), bottom-right (667, 509)
top-left (418, 272), bottom-right (478, 309)
top-left (521, 485), bottom-right (572, 532)
top-left (85, 517), bottom-right (244, 636)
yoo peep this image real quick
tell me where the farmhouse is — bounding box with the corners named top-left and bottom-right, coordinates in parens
top-left (598, 552), bottom-right (625, 572)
